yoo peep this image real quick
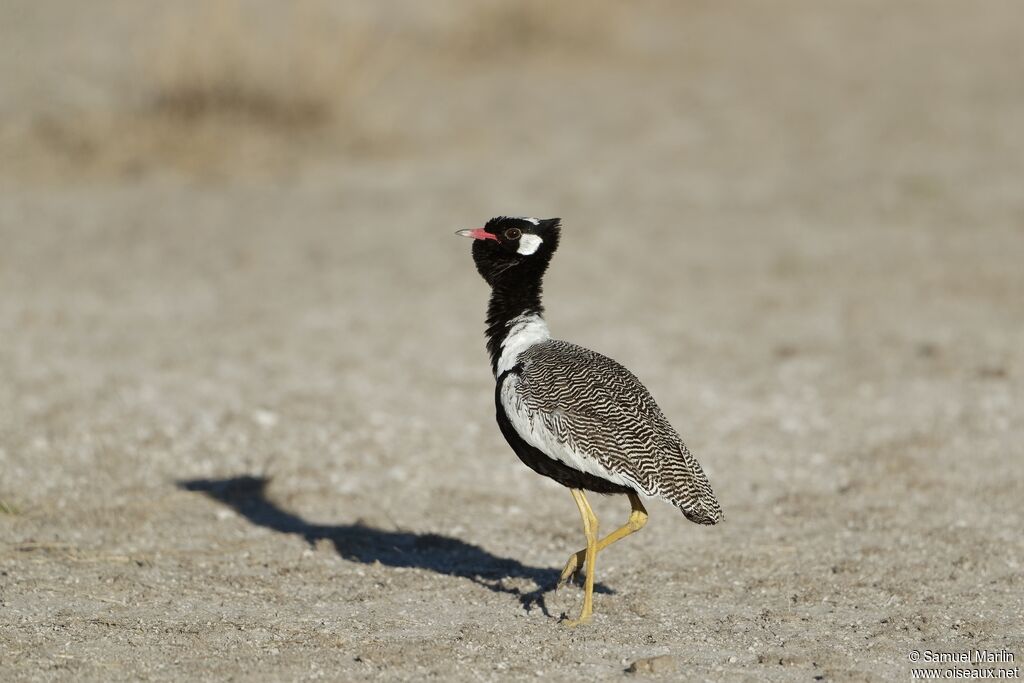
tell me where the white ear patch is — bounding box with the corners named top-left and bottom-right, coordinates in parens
top-left (517, 234), bottom-right (543, 255)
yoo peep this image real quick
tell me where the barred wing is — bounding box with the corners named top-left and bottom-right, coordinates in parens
top-left (504, 340), bottom-right (722, 524)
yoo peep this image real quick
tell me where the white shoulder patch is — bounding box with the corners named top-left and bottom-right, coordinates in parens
top-left (516, 234), bottom-right (543, 255)
top-left (500, 376), bottom-right (635, 488)
top-left (497, 313), bottom-right (549, 375)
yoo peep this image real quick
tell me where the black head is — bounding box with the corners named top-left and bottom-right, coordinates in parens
top-left (456, 216), bottom-right (561, 286)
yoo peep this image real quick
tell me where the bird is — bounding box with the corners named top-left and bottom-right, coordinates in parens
top-left (456, 216), bottom-right (722, 625)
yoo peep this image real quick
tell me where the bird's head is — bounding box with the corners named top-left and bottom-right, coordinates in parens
top-left (457, 216), bottom-right (561, 286)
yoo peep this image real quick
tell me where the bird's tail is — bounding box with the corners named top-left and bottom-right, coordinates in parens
top-left (649, 445), bottom-right (723, 525)
top-left (678, 488), bottom-right (723, 525)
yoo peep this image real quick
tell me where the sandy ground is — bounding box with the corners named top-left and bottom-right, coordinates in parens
top-left (2, 2), bottom-right (1023, 681)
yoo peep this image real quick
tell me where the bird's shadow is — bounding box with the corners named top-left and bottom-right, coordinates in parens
top-left (178, 476), bottom-right (611, 619)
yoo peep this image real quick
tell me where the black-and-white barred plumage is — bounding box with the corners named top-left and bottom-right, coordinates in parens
top-left (460, 216), bottom-right (722, 624)
top-left (500, 339), bottom-right (722, 525)
top-left (461, 216), bottom-right (722, 529)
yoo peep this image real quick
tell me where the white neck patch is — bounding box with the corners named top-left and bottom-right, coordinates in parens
top-left (516, 234), bottom-right (543, 255)
top-left (497, 313), bottom-right (550, 375)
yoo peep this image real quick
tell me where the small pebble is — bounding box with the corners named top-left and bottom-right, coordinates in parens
top-left (627, 655), bottom-right (676, 674)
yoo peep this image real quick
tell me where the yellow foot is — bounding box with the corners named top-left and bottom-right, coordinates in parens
top-left (562, 612), bottom-right (593, 627)
top-left (558, 549), bottom-right (587, 587)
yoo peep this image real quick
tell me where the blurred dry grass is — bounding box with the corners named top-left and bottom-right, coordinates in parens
top-left (453, 0), bottom-right (626, 57)
top-left (2, 0), bottom-right (626, 181)
top-left (13, 1), bottom-right (401, 179)
top-left (149, 1), bottom-right (379, 129)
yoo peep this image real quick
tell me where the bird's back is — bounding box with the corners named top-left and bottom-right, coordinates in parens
top-left (505, 339), bottom-right (723, 525)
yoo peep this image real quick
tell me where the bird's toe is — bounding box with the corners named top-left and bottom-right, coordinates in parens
top-left (557, 549), bottom-right (587, 588)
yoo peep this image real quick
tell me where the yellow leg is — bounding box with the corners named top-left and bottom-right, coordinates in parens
top-left (559, 492), bottom-right (648, 587)
top-left (564, 489), bottom-right (599, 625)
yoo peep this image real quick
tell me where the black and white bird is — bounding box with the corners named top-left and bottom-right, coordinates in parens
top-left (457, 216), bottom-right (722, 624)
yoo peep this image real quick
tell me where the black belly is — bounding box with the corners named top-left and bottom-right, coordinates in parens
top-left (494, 369), bottom-right (634, 496)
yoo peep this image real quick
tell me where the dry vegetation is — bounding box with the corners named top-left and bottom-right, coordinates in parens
top-left (452, 0), bottom-right (626, 58)
top-left (148, 2), bottom-right (376, 129)
top-left (3, 0), bottom-right (624, 180)
top-left (18, 2), bottom-right (398, 178)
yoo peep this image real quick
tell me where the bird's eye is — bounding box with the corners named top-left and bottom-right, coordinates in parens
top-left (504, 228), bottom-right (522, 240)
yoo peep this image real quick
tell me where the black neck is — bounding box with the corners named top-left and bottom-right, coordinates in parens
top-left (484, 265), bottom-right (545, 375)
